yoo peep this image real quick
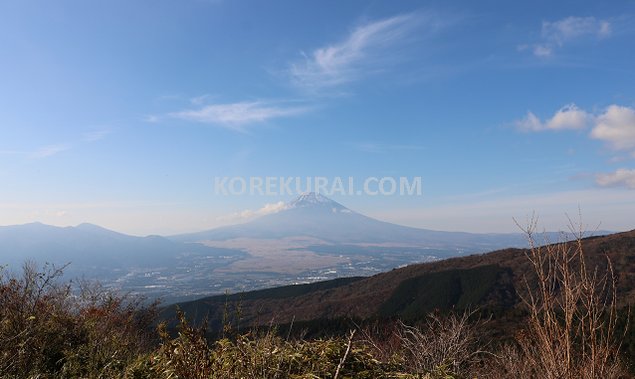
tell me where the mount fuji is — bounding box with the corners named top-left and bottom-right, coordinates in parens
top-left (173, 192), bottom-right (526, 251)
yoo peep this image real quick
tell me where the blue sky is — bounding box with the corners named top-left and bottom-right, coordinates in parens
top-left (1, 0), bottom-right (635, 235)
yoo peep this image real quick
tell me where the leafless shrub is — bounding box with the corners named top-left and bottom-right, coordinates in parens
top-left (495, 216), bottom-right (628, 379)
top-left (396, 310), bottom-right (490, 377)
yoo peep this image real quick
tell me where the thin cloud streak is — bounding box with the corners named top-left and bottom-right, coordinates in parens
top-left (83, 129), bottom-right (112, 142)
top-left (30, 144), bottom-right (71, 158)
top-left (169, 101), bottom-right (311, 131)
top-left (0, 145), bottom-right (72, 159)
top-left (163, 11), bottom-right (442, 131)
top-left (1, 129), bottom-right (110, 160)
top-left (289, 12), bottom-right (433, 91)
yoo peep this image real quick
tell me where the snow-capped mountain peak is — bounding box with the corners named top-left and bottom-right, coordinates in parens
top-left (287, 192), bottom-right (347, 211)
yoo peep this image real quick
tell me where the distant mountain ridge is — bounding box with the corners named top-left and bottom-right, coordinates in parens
top-left (0, 222), bottom-right (243, 271)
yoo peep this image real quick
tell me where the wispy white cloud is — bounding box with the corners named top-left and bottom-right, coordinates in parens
top-left (289, 12), bottom-right (433, 91)
top-left (521, 16), bottom-right (612, 57)
top-left (169, 101), bottom-right (310, 131)
top-left (515, 103), bottom-right (591, 131)
top-left (532, 45), bottom-right (553, 57)
top-left (143, 115), bottom-right (161, 123)
top-left (596, 168), bottom-right (635, 189)
top-left (83, 129), bottom-right (111, 142)
top-left (0, 145), bottom-right (71, 158)
top-left (1, 129), bottom-right (110, 160)
top-left (160, 12), bottom-right (442, 130)
top-left (30, 144), bottom-right (71, 159)
top-left (590, 105), bottom-right (635, 152)
top-left (543, 16), bottom-right (611, 44)
top-left (217, 201), bottom-right (287, 222)
top-left (190, 94), bottom-right (214, 105)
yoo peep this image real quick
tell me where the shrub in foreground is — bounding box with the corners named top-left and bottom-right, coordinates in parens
top-left (0, 262), bottom-right (157, 378)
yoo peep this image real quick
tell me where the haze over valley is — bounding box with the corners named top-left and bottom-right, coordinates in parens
top-left (1, 193), bottom-right (548, 302)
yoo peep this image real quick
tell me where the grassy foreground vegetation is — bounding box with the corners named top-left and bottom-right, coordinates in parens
top-left (0, 224), bottom-right (631, 378)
